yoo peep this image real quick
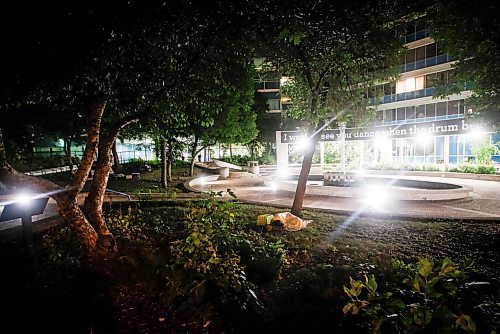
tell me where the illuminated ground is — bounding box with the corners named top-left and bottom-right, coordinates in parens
top-left (189, 172), bottom-right (500, 220)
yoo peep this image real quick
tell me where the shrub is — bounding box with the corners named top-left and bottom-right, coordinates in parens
top-left (124, 158), bottom-right (161, 170)
top-left (166, 190), bottom-right (285, 323)
top-left (343, 258), bottom-right (487, 333)
top-left (448, 164), bottom-right (496, 174)
top-left (220, 155), bottom-right (252, 165)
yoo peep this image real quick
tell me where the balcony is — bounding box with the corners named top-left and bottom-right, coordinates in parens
top-left (400, 54), bottom-right (452, 73)
top-left (254, 80), bottom-right (280, 91)
top-left (401, 30), bottom-right (429, 44)
top-left (376, 87), bottom-right (435, 104)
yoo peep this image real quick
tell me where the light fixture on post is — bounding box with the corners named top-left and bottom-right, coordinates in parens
top-left (0, 191), bottom-right (49, 242)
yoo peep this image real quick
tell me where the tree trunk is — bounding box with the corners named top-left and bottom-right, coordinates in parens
top-left (291, 94), bottom-right (320, 217)
top-left (83, 137), bottom-right (116, 253)
top-left (112, 140), bottom-right (121, 172)
top-left (189, 136), bottom-right (199, 176)
top-left (83, 115), bottom-right (139, 254)
top-left (160, 138), bottom-right (167, 188)
top-left (167, 138), bottom-right (177, 182)
top-left (56, 193), bottom-right (99, 251)
top-left (290, 135), bottom-right (318, 216)
top-left (229, 143), bottom-right (233, 159)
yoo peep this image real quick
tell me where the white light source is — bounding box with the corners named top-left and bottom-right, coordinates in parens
top-left (269, 181), bottom-right (278, 191)
top-left (277, 168), bottom-right (289, 179)
top-left (295, 136), bottom-right (311, 151)
top-left (414, 131), bottom-right (432, 146)
top-left (16, 192), bottom-right (34, 207)
top-left (374, 135), bottom-right (391, 149)
top-left (363, 185), bottom-right (387, 207)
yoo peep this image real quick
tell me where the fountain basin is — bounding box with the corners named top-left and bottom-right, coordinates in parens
top-left (265, 174), bottom-right (472, 201)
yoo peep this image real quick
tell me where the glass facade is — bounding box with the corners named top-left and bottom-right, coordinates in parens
top-left (375, 100), bottom-right (466, 126)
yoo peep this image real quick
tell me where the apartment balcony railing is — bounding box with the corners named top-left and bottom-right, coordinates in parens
top-left (254, 80), bottom-right (280, 91)
top-left (400, 54), bottom-right (452, 73)
top-left (376, 87), bottom-right (435, 104)
top-left (401, 30), bottom-right (429, 44)
top-left (375, 114), bottom-right (464, 127)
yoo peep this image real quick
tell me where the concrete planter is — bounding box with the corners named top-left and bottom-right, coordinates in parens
top-left (218, 167), bottom-right (230, 179)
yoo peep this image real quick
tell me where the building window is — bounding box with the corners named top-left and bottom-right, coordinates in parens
top-left (396, 76), bottom-right (425, 94)
top-left (406, 106), bottom-right (416, 120)
top-left (397, 108), bottom-right (405, 121)
top-left (268, 99), bottom-right (281, 111)
top-left (458, 100), bottom-right (465, 114)
top-left (436, 102), bottom-right (447, 117)
top-left (416, 105), bottom-right (425, 118)
top-left (425, 43), bottom-right (436, 58)
top-left (426, 104), bottom-right (436, 118)
top-left (448, 100), bottom-right (459, 115)
top-left (416, 46), bottom-right (426, 61)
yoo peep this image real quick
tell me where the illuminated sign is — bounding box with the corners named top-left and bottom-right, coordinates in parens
top-left (281, 118), bottom-right (491, 143)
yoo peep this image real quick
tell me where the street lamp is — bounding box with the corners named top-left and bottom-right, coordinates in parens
top-left (0, 191), bottom-right (49, 241)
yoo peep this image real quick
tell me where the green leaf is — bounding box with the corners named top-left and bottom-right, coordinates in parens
top-left (417, 258), bottom-right (434, 278)
top-left (386, 297), bottom-right (406, 313)
top-left (348, 277), bottom-right (364, 298)
top-left (427, 277), bottom-right (443, 299)
top-left (439, 257), bottom-right (458, 276)
top-left (414, 309), bottom-right (432, 326)
top-left (365, 274), bottom-right (378, 294)
top-left (292, 33), bottom-right (302, 45)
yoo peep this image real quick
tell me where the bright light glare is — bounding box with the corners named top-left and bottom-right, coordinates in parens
top-left (355, 169), bottom-right (367, 178)
top-left (467, 129), bottom-right (486, 143)
top-left (295, 137), bottom-right (310, 151)
top-left (277, 168), bottom-right (289, 178)
top-left (363, 186), bottom-right (387, 207)
top-left (16, 192), bottom-right (33, 206)
top-left (374, 135), bottom-right (391, 148)
top-left (269, 181), bottom-right (278, 190)
top-left (414, 131), bottom-right (432, 145)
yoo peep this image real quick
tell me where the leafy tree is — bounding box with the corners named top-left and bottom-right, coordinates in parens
top-left (0, 1), bottom-right (221, 254)
top-left (258, 0), bottom-right (403, 215)
top-left (427, 0), bottom-right (500, 114)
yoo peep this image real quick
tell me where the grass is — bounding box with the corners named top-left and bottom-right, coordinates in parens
top-left (39, 166), bottom-right (192, 193)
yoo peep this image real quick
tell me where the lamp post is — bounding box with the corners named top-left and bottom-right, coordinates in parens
top-left (0, 193), bottom-right (49, 242)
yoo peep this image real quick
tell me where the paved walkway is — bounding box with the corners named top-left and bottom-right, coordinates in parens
top-left (190, 173), bottom-right (500, 221)
top-left (1, 171), bottom-right (499, 241)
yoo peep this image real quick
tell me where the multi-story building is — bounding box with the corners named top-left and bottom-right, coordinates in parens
top-left (267, 21), bottom-right (499, 170)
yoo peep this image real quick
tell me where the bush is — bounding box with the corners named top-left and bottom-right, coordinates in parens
top-left (259, 153), bottom-right (276, 165)
top-left (166, 190), bottom-right (285, 324)
top-left (219, 155), bottom-right (252, 165)
top-left (448, 164), bottom-right (496, 174)
top-left (342, 257), bottom-right (499, 333)
top-left (124, 158), bottom-right (161, 170)
top-left (172, 159), bottom-right (190, 168)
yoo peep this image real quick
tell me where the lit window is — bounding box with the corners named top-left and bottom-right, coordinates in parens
top-left (405, 78), bottom-right (415, 92)
top-left (396, 80), bottom-right (405, 94)
top-left (415, 76), bottom-right (424, 90)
